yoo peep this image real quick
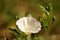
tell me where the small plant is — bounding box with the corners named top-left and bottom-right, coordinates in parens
top-left (9, 2), bottom-right (55, 40)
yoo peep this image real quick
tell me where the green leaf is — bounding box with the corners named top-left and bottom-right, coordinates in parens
top-left (9, 28), bottom-right (20, 35)
top-left (9, 27), bottom-right (28, 40)
top-left (40, 3), bottom-right (53, 16)
top-left (15, 16), bottom-right (19, 20)
top-left (25, 11), bottom-right (29, 17)
top-left (46, 2), bottom-right (53, 13)
top-left (40, 5), bottom-right (49, 16)
top-left (10, 33), bottom-right (19, 40)
top-left (25, 11), bottom-right (32, 17)
top-left (52, 16), bottom-right (55, 24)
top-left (42, 20), bottom-right (49, 31)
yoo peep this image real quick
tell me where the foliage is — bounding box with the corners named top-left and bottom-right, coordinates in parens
top-left (8, 2), bottom-right (55, 40)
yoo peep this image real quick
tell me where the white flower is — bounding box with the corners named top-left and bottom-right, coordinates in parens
top-left (16, 16), bottom-right (42, 34)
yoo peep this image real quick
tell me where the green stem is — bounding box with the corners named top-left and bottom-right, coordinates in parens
top-left (26, 34), bottom-right (32, 40)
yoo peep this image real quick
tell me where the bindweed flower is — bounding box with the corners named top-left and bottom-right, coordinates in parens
top-left (16, 16), bottom-right (42, 35)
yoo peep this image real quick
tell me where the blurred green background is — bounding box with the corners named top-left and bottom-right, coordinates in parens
top-left (0, 0), bottom-right (60, 40)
